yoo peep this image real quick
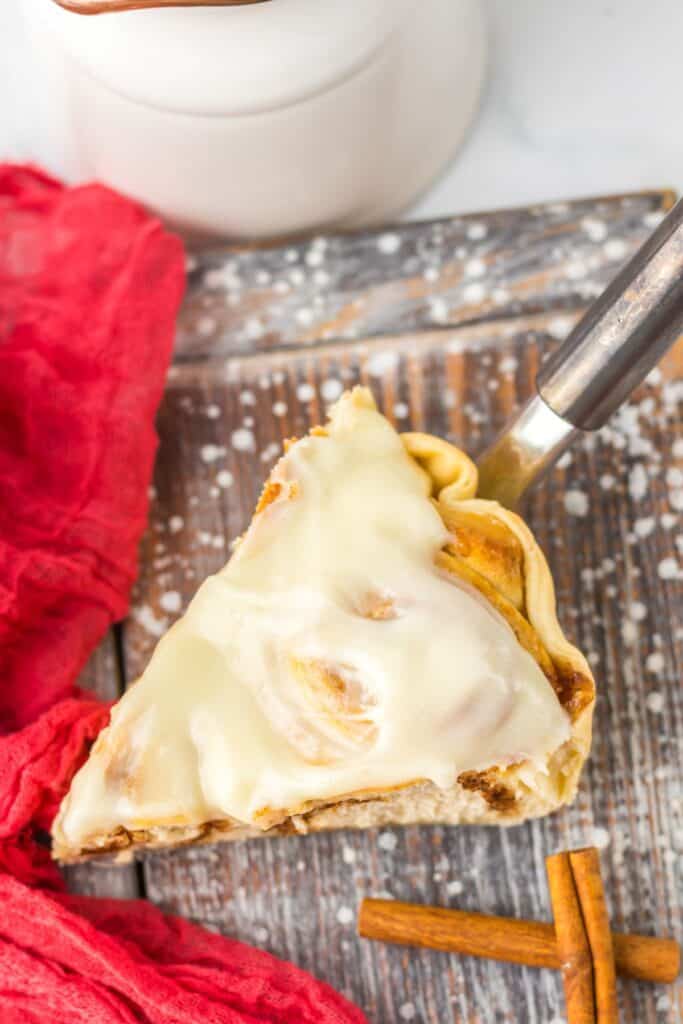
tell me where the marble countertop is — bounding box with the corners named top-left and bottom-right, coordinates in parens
top-left (1, 0), bottom-right (682, 220)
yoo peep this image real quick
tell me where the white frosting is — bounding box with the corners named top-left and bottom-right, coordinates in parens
top-left (56, 390), bottom-right (569, 848)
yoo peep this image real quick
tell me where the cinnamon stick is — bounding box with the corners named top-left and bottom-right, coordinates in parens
top-left (546, 851), bottom-right (596, 1023)
top-left (570, 849), bottom-right (618, 1024)
top-left (358, 899), bottom-right (680, 984)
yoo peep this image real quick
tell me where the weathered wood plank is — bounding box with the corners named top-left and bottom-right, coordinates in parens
top-left (125, 324), bottom-right (682, 1024)
top-left (62, 630), bottom-right (141, 899)
top-left (178, 190), bottom-right (673, 360)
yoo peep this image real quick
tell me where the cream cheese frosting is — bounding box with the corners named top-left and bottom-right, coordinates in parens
top-left (54, 389), bottom-right (570, 851)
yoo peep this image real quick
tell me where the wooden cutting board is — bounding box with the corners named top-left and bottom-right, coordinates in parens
top-left (67, 191), bottom-right (683, 1024)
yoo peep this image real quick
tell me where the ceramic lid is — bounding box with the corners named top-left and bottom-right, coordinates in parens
top-left (46, 0), bottom-right (404, 116)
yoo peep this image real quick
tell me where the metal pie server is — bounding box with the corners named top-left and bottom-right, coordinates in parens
top-left (476, 198), bottom-right (683, 508)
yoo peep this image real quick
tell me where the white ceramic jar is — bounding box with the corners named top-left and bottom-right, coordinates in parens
top-left (20, 0), bottom-right (486, 239)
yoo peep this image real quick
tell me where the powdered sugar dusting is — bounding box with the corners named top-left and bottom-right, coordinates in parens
top-left (367, 350), bottom-right (399, 378)
top-left (160, 591), bottom-right (182, 614)
top-left (564, 489), bottom-right (588, 517)
top-left (628, 464), bottom-right (648, 502)
top-left (231, 428), bottom-right (255, 452)
top-left (132, 604), bottom-right (167, 637)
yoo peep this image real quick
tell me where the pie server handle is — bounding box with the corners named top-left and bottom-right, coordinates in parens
top-left (476, 198), bottom-right (683, 508)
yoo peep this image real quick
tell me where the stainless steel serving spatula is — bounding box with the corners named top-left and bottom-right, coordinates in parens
top-left (476, 198), bottom-right (683, 508)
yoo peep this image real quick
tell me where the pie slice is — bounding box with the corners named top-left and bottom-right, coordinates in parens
top-left (53, 387), bottom-right (595, 862)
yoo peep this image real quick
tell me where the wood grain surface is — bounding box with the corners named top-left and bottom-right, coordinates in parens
top-left (68, 192), bottom-right (682, 1023)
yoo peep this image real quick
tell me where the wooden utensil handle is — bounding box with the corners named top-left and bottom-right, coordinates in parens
top-left (358, 899), bottom-right (680, 985)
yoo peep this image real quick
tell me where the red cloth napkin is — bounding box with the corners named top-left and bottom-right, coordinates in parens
top-left (0, 166), bottom-right (367, 1024)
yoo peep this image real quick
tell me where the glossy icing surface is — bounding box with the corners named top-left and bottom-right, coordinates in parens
top-left (55, 389), bottom-right (569, 849)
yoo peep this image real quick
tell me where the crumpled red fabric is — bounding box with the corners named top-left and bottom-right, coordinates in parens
top-left (0, 166), bottom-right (367, 1024)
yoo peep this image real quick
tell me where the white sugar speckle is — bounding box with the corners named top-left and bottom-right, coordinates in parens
top-left (464, 257), bottom-right (486, 278)
top-left (132, 605), bottom-right (167, 638)
top-left (240, 390), bottom-right (256, 406)
top-left (367, 350), bottom-right (399, 378)
top-left (393, 402), bottom-right (409, 419)
top-left (253, 926), bottom-right (269, 944)
top-left (289, 268), bottom-right (305, 286)
top-left (243, 416), bottom-right (254, 428)
top-left (646, 691), bottom-right (665, 713)
top-left (378, 831), bottom-right (398, 853)
top-left (621, 620), bottom-right (638, 646)
top-left (305, 248), bottom-right (324, 267)
top-left (564, 489), bottom-right (588, 517)
top-left (446, 880), bottom-right (464, 897)
top-left (463, 282), bottom-right (486, 304)
top-left (160, 591), bottom-right (182, 614)
top-left (548, 316), bottom-right (574, 339)
top-left (466, 222), bottom-right (487, 241)
top-left (567, 260), bottom-right (587, 279)
top-left (197, 315), bottom-right (216, 337)
top-left (169, 515), bottom-right (184, 534)
top-left (499, 356), bottom-right (518, 375)
top-left (260, 442), bottom-right (280, 463)
top-left (634, 516), bottom-right (655, 538)
top-left (342, 846), bottom-right (356, 865)
top-left (604, 237), bottom-right (628, 261)
top-left (666, 467), bottom-right (683, 489)
top-left (321, 378), bottom-right (343, 402)
top-left (205, 404), bottom-right (221, 420)
top-left (556, 452), bottom-right (572, 470)
top-left (336, 906), bottom-right (354, 926)
top-left (600, 474), bottom-right (615, 491)
top-left (314, 268), bottom-right (331, 287)
top-left (661, 513), bottom-right (677, 529)
top-left (200, 444), bottom-right (227, 464)
top-left (581, 217), bottom-right (608, 242)
top-left (377, 232), bottom-right (401, 255)
top-left (244, 318), bottom-right (264, 341)
top-left (216, 470), bottom-right (234, 489)
top-left (399, 1003), bottom-right (416, 1021)
top-left (429, 297), bottom-right (449, 323)
top-left (658, 557), bottom-right (681, 580)
top-left (628, 464), bottom-right (648, 501)
top-left (231, 428), bottom-right (255, 453)
top-left (672, 438), bottom-right (683, 458)
top-left (295, 307), bottom-right (314, 328)
top-left (630, 601), bottom-right (647, 622)
top-left (656, 994), bottom-right (671, 1014)
top-left (647, 651), bottom-right (667, 675)
top-left (297, 382), bottom-right (315, 402)
top-left (591, 827), bottom-right (610, 850)
top-left (272, 401), bottom-right (287, 416)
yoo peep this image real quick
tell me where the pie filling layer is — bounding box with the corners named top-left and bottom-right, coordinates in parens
top-left (55, 389), bottom-right (570, 850)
